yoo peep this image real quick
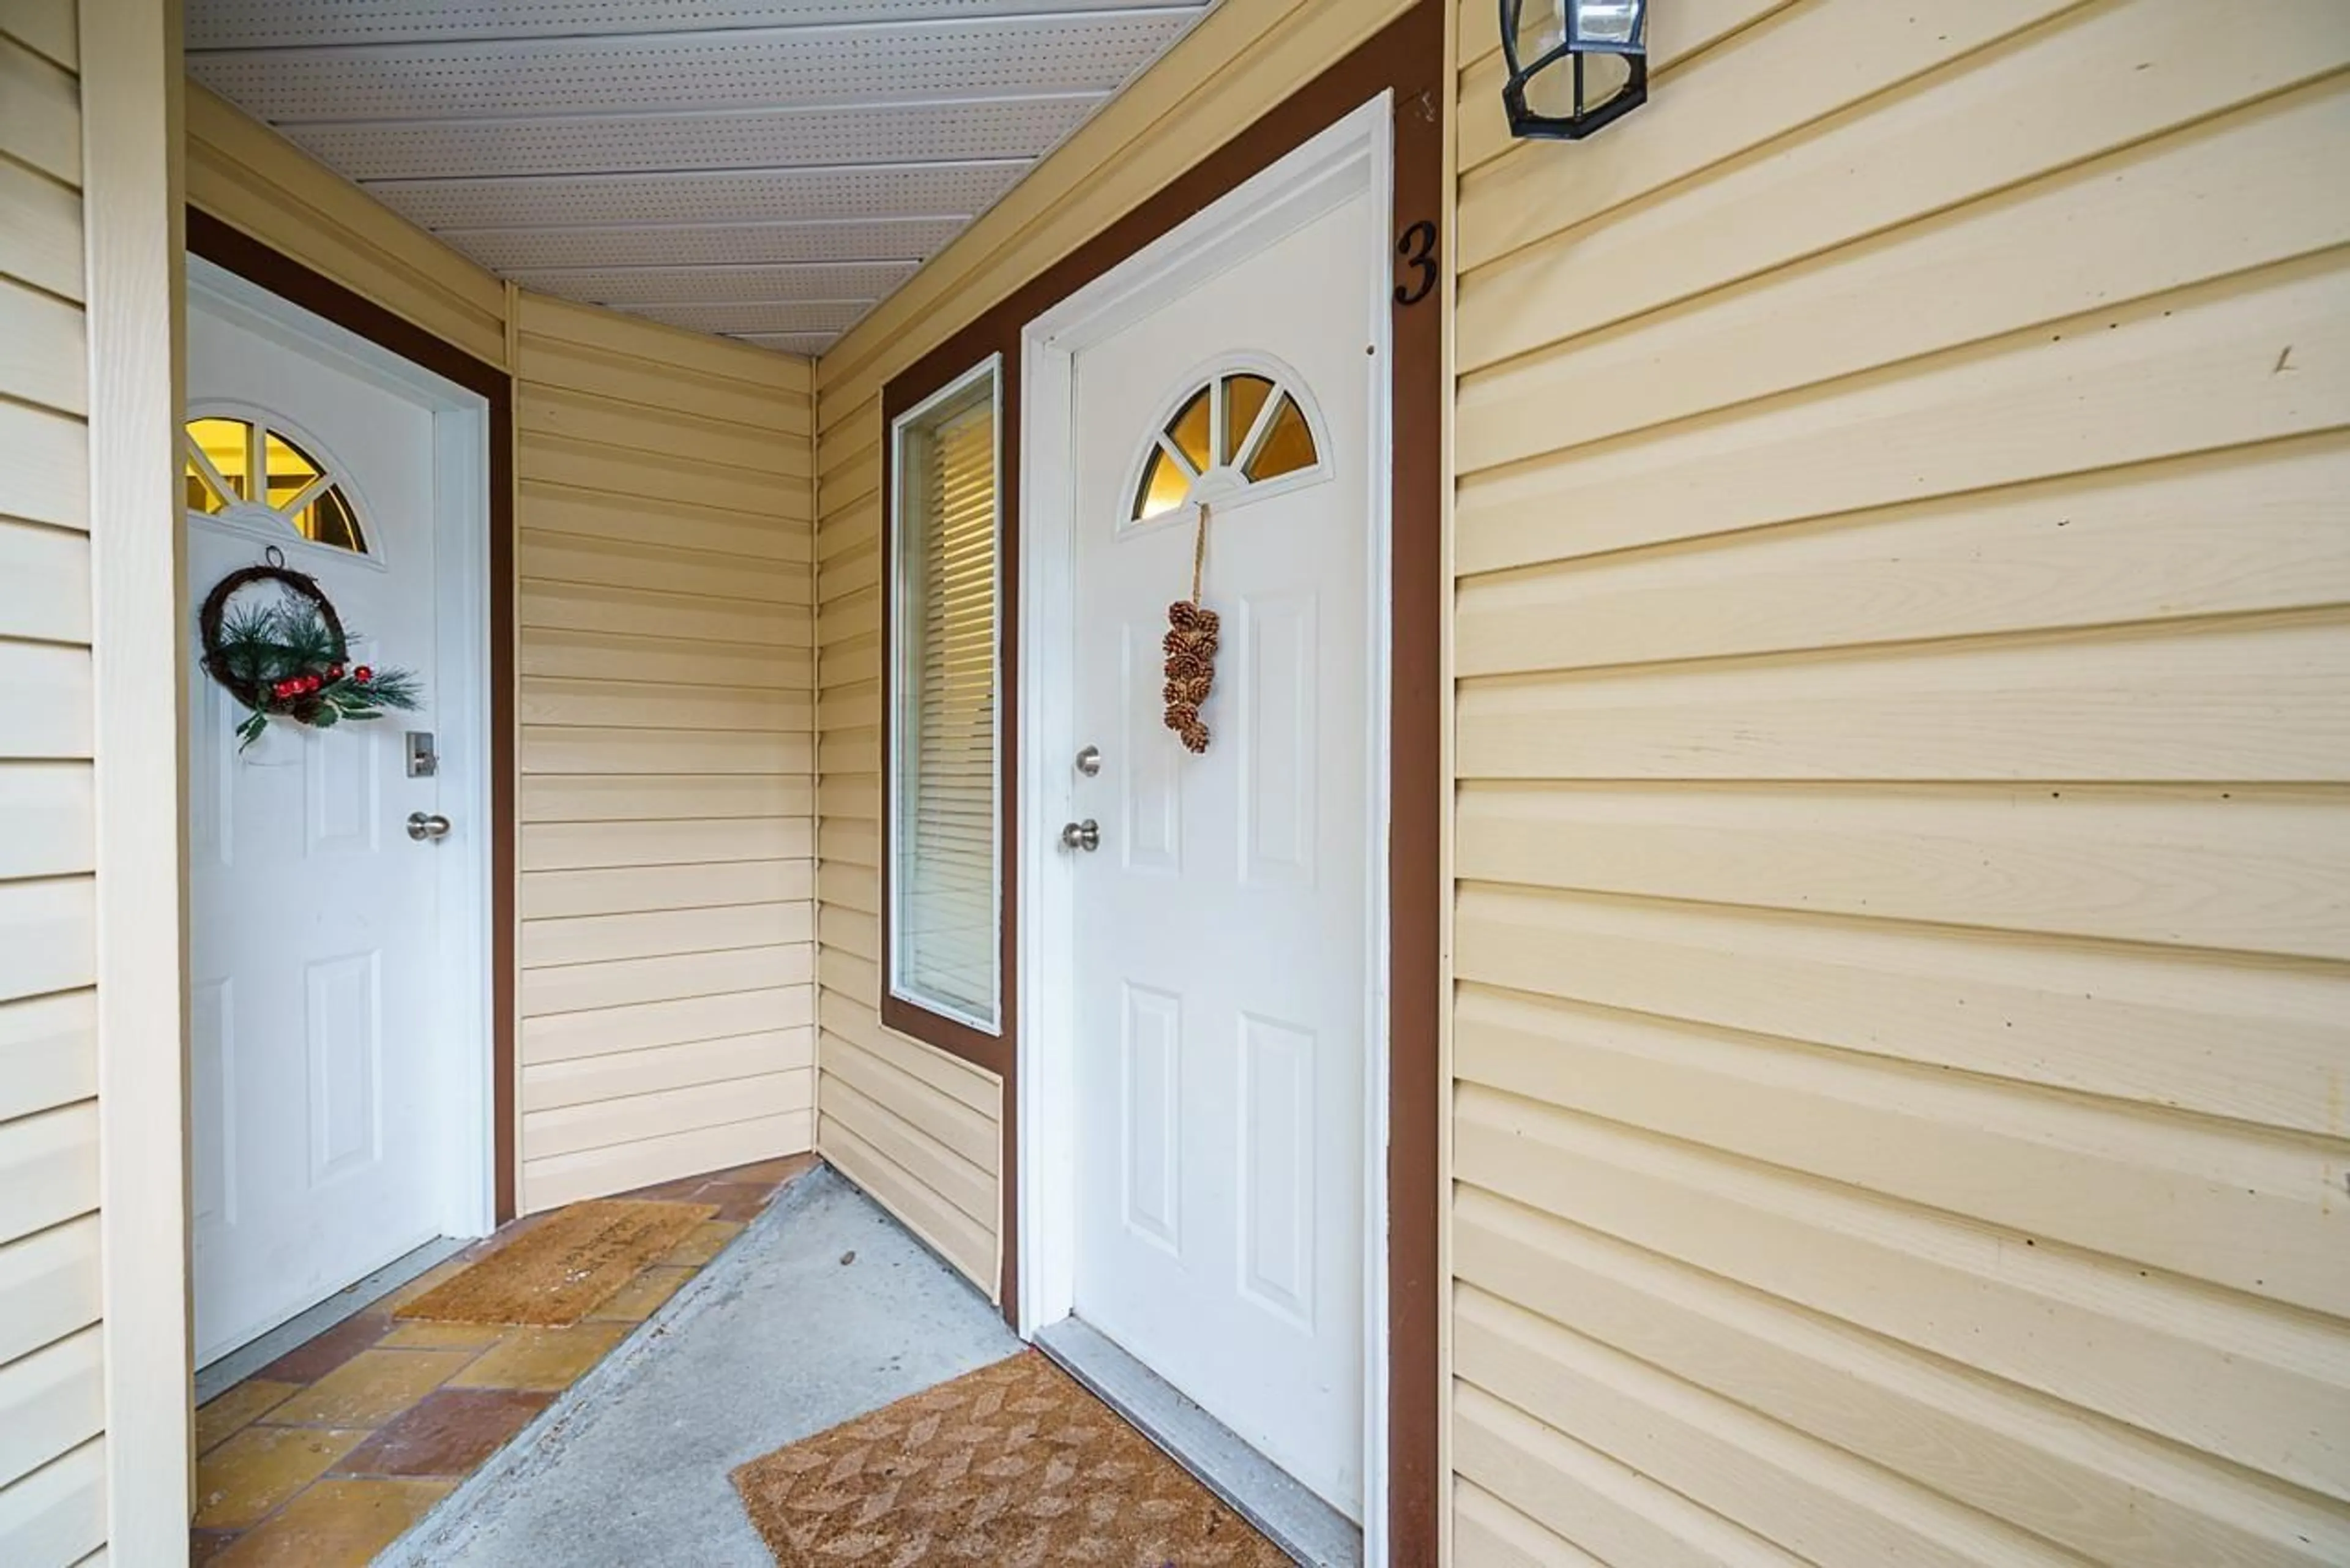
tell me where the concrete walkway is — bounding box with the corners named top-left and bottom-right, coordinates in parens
top-left (379, 1166), bottom-right (1021, 1567)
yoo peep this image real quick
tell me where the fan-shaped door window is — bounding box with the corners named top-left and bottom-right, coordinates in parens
top-left (185, 414), bottom-right (369, 554)
top-left (1131, 367), bottom-right (1323, 523)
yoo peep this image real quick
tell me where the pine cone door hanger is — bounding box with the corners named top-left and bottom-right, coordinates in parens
top-left (1162, 500), bottom-right (1220, 754)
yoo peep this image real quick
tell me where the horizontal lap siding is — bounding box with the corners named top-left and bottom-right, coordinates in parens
top-left (186, 81), bottom-right (505, 366)
top-left (517, 294), bottom-right (818, 1211)
top-left (0, 6), bottom-right (106, 1561)
top-left (1450, 1), bottom-right (2350, 1562)
top-left (810, 394), bottom-right (1004, 1293)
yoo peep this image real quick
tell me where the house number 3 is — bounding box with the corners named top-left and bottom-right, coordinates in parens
top-left (1393, 220), bottom-right (1438, 307)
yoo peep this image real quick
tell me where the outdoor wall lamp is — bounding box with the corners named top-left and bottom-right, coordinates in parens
top-left (1501, 0), bottom-right (1648, 140)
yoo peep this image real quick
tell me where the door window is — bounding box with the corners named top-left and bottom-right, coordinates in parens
top-left (1130, 367), bottom-right (1324, 523)
top-left (185, 413), bottom-right (370, 554)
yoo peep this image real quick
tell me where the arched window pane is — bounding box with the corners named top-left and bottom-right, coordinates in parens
top-left (187, 417), bottom-right (252, 501)
top-left (263, 430), bottom-right (323, 509)
top-left (184, 416), bottom-right (371, 555)
top-left (1165, 386), bottom-right (1212, 472)
top-left (1131, 370), bottom-right (1320, 524)
top-left (185, 458), bottom-right (232, 517)
top-left (1245, 394), bottom-right (1317, 482)
top-left (1133, 445), bottom-right (1191, 521)
top-left (1222, 374), bottom-right (1275, 463)
top-left (294, 486), bottom-right (367, 553)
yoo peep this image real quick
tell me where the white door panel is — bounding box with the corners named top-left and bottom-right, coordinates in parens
top-left (187, 288), bottom-right (452, 1365)
top-left (1069, 188), bottom-right (1375, 1518)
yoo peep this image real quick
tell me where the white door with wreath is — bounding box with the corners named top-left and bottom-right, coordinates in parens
top-left (186, 264), bottom-right (480, 1365)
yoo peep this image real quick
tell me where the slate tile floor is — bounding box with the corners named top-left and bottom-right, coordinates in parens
top-left (190, 1155), bottom-right (815, 1566)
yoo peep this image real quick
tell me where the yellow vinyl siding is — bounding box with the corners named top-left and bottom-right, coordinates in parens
top-left (0, 2), bottom-right (105, 1559)
top-left (515, 293), bottom-right (818, 1211)
top-left (186, 81), bottom-right (505, 367)
top-left (808, 0), bottom-right (1413, 1298)
top-left (1449, 2), bottom-right (2350, 1562)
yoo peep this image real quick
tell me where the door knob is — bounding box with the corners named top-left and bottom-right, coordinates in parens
top-left (406, 812), bottom-right (452, 842)
top-left (1060, 818), bottom-right (1100, 853)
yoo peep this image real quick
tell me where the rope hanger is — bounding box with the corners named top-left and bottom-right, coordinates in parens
top-left (1162, 499), bottom-right (1220, 755)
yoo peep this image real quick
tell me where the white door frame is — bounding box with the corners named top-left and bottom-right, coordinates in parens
top-left (187, 255), bottom-right (498, 1248)
top-left (1015, 93), bottom-right (1395, 1561)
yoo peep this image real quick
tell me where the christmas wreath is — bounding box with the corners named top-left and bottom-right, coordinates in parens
top-left (200, 551), bottom-right (421, 750)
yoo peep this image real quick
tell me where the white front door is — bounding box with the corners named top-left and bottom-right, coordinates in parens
top-left (1066, 179), bottom-right (1378, 1517)
top-left (186, 275), bottom-right (472, 1364)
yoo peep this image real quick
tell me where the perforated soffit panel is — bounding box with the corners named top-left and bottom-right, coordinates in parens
top-left (187, 0), bottom-right (1220, 355)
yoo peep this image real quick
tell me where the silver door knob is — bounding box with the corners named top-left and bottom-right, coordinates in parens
top-left (1060, 818), bottom-right (1100, 853)
top-left (406, 812), bottom-right (452, 842)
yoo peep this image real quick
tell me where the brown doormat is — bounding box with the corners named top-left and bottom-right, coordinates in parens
top-left (396, 1200), bottom-right (716, 1326)
top-left (731, 1350), bottom-right (1294, 1567)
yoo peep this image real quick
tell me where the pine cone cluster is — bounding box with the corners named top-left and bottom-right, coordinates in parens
top-left (1162, 599), bottom-right (1221, 754)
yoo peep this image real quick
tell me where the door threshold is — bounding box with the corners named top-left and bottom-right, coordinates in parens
top-left (1034, 1316), bottom-right (1362, 1568)
top-left (194, 1235), bottom-right (466, 1403)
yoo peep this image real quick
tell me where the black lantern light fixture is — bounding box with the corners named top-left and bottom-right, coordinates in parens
top-left (1500, 0), bottom-right (1648, 140)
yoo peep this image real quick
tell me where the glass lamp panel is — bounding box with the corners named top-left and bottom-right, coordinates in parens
top-left (1133, 445), bottom-right (1192, 521)
top-left (1509, 0), bottom-right (1561, 69)
top-left (187, 417), bottom-right (252, 501)
top-left (1528, 49), bottom-right (1635, 120)
top-left (1566, 0), bottom-right (1645, 51)
top-left (1244, 394), bottom-right (1318, 482)
top-left (1222, 374), bottom-right (1275, 464)
top-left (1165, 386), bottom-right (1212, 472)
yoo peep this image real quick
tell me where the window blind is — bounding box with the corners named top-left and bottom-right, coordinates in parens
top-left (892, 371), bottom-right (999, 1029)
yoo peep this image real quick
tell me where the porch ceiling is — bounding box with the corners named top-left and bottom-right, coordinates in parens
top-left (185, 0), bottom-right (1219, 357)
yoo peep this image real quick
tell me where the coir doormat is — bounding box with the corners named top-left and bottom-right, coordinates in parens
top-left (731, 1350), bottom-right (1293, 1567)
top-left (396, 1199), bottom-right (715, 1326)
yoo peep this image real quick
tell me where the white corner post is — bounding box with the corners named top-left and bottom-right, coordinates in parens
top-left (84, 0), bottom-right (195, 1551)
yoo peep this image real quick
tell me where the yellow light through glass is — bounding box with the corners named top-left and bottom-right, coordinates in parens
top-left (1165, 387), bottom-right (1212, 472)
top-left (1244, 394), bottom-right (1317, 482)
top-left (187, 417), bottom-right (252, 501)
top-left (1133, 446), bottom-right (1192, 521)
top-left (1223, 374), bottom-right (1275, 464)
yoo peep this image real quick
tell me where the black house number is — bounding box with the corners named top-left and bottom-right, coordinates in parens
top-left (1393, 220), bottom-right (1438, 307)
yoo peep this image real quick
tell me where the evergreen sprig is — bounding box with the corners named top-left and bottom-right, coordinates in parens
top-left (211, 599), bottom-right (420, 749)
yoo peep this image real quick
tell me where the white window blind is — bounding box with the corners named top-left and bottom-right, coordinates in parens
top-left (890, 364), bottom-right (1000, 1030)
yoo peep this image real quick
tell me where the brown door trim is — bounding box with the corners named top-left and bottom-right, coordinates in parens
top-left (187, 208), bottom-right (521, 1225)
top-left (875, 2), bottom-right (1442, 1555)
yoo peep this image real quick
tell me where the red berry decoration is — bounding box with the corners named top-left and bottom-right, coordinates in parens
top-left (201, 561), bottom-right (423, 752)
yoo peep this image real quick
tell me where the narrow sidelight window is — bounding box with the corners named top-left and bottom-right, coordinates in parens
top-left (888, 358), bottom-right (1002, 1036)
